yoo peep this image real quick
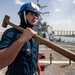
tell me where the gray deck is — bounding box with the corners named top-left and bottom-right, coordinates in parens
top-left (0, 41), bottom-right (75, 75)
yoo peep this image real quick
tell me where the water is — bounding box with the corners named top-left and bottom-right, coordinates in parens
top-left (54, 36), bottom-right (75, 43)
top-left (65, 70), bottom-right (75, 75)
top-left (0, 36), bottom-right (75, 43)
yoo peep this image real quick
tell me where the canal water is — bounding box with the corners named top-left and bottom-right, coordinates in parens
top-left (54, 36), bottom-right (75, 43)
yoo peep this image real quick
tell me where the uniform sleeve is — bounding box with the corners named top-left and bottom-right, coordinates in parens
top-left (0, 28), bottom-right (15, 49)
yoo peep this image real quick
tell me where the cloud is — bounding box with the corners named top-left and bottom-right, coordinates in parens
top-left (53, 20), bottom-right (72, 26)
top-left (59, 0), bottom-right (63, 2)
top-left (55, 8), bottom-right (60, 12)
top-left (15, 0), bottom-right (25, 5)
top-left (74, 16), bottom-right (75, 18)
top-left (72, 0), bottom-right (75, 4)
top-left (52, 19), bottom-right (74, 30)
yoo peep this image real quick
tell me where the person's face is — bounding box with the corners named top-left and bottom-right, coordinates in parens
top-left (26, 12), bottom-right (37, 26)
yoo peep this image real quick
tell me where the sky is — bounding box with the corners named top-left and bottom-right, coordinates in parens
top-left (0, 0), bottom-right (75, 32)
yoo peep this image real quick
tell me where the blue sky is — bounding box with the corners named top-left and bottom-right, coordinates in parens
top-left (0, 0), bottom-right (75, 32)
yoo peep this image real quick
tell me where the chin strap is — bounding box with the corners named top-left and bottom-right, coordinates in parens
top-left (23, 11), bottom-right (27, 24)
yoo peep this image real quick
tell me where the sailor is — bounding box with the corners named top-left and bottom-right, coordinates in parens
top-left (0, 2), bottom-right (42, 75)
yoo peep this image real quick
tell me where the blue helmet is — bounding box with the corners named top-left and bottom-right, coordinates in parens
top-left (18, 2), bottom-right (40, 17)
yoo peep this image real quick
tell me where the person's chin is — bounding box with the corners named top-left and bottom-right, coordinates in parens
top-left (32, 23), bottom-right (35, 26)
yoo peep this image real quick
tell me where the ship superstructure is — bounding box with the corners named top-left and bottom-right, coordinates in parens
top-left (33, 0), bottom-right (53, 41)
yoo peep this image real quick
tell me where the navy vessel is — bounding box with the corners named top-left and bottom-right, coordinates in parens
top-left (33, 0), bottom-right (54, 41)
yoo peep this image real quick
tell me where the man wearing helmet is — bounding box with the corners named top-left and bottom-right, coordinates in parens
top-left (0, 2), bottom-right (42, 75)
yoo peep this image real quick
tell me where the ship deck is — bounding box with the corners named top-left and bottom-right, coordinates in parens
top-left (38, 41), bottom-right (75, 75)
top-left (0, 41), bottom-right (75, 75)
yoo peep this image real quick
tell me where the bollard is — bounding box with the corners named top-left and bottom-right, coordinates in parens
top-left (69, 59), bottom-right (71, 65)
top-left (49, 53), bottom-right (53, 65)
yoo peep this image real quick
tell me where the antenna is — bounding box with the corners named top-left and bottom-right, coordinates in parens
top-left (37, 0), bottom-right (39, 4)
top-left (36, 0), bottom-right (49, 15)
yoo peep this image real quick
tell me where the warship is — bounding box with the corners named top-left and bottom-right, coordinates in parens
top-left (33, 0), bottom-right (75, 75)
top-left (33, 0), bottom-right (54, 41)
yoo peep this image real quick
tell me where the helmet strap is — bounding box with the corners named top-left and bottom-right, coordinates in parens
top-left (23, 11), bottom-right (27, 24)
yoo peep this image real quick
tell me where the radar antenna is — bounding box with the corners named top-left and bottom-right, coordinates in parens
top-left (36, 0), bottom-right (49, 15)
